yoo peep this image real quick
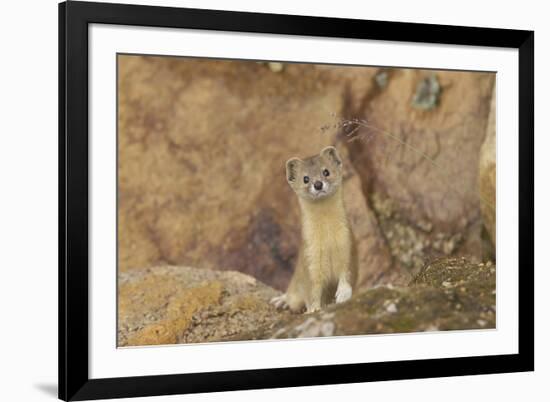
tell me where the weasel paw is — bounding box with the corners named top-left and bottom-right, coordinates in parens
top-left (306, 303), bottom-right (321, 314)
top-left (270, 294), bottom-right (289, 310)
top-left (335, 282), bottom-right (352, 304)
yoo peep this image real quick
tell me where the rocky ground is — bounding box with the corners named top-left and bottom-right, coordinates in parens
top-left (118, 257), bottom-right (495, 346)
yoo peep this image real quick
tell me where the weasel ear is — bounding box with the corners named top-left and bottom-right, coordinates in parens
top-left (286, 158), bottom-right (302, 183)
top-left (321, 146), bottom-right (342, 166)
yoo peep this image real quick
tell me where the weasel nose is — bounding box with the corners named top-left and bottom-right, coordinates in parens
top-left (314, 181), bottom-right (323, 190)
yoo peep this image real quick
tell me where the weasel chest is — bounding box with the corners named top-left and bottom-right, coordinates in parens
top-left (303, 217), bottom-right (351, 280)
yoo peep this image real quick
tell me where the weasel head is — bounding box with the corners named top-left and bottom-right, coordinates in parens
top-left (286, 146), bottom-right (343, 202)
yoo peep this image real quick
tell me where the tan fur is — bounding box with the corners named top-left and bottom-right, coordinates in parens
top-left (271, 146), bottom-right (358, 313)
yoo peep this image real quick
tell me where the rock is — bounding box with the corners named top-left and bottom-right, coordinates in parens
top-left (339, 146), bottom-right (401, 287)
top-left (118, 55), bottom-right (495, 292)
top-left (411, 74), bottom-right (441, 110)
top-left (344, 69), bottom-right (495, 276)
top-left (233, 258), bottom-right (495, 340)
top-left (267, 62), bottom-right (284, 73)
top-left (385, 302), bottom-right (398, 313)
top-left (479, 89), bottom-right (496, 247)
top-left (118, 266), bottom-right (290, 346)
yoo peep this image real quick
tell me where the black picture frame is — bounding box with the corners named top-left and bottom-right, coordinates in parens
top-left (59, 1), bottom-right (534, 400)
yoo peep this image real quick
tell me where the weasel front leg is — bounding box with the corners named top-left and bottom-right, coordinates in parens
top-left (306, 291), bottom-right (322, 313)
top-left (335, 275), bottom-right (353, 304)
top-left (306, 269), bottom-right (323, 313)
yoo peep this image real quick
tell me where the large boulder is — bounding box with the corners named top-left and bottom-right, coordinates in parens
top-left (118, 55), bottom-right (391, 290)
top-left (118, 266), bottom-right (289, 346)
top-left (118, 55), bottom-right (495, 291)
top-left (343, 69), bottom-right (495, 278)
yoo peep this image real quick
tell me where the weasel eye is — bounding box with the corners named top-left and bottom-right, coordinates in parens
top-left (323, 169), bottom-right (330, 177)
top-left (303, 176), bottom-right (310, 184)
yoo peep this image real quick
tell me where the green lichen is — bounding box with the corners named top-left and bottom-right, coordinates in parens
top-left (411, 74), bottom-right (441, 110)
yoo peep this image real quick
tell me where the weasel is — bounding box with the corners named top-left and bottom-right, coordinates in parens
top-left (271, 146), bottom-right (358, 313)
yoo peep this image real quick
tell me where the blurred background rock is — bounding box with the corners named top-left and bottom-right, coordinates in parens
top-left (117, 54), bottom-right (496, 292)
